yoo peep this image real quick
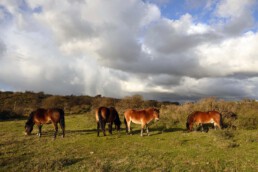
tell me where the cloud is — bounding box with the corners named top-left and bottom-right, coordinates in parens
top-left (0, 39), bottom-right (6, 57)
top-left (215, 0), bottom-right (256, 35)
top-left (0, 0), bottom-right (258, 101)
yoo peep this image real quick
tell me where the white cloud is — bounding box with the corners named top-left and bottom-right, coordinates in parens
top-left (197, 31), bottom-right (258, 77)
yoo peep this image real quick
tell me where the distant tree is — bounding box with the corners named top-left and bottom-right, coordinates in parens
top-left (41, 96), bottom-right (65, 108)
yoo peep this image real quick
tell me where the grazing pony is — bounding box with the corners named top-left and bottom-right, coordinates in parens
top-left (25, 108), bottom-right (65, 139)
top-left (186, 111), bottom-right (223, 132)
top-left (96, 106), bottom-right (121, 136)
top-left (124, 107), bottom-right (160, 136)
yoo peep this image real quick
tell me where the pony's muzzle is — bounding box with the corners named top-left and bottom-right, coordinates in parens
top-left (155, 118), bottom-right (160, 122)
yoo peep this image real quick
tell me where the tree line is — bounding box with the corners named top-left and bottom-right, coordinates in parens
top-left (0, 91), bottom-right (178, 120)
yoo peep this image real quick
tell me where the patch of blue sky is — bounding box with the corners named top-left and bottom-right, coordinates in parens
top-left (158, 0), bottom-right (186, 20)
top-left (251, 5), bottom-right (258, 32)
top-left (155, 0), bottom-right (216, 24)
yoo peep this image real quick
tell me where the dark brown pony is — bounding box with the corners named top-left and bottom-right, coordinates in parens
top-left (96, 106), bottom-right (121, 136)
top-left (124, 107), bottom-right (160, 136)
top-left (25, 108), bottom-right (65, 139)
top-left (186, 111), bottom-right (223, 131)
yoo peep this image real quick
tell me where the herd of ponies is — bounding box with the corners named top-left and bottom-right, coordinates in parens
top-left (24, 106), bottom-right (223, 139)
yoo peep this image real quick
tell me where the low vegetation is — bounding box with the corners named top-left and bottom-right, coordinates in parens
top-left (0, 91), bottom-right (258, 171)
top-left (1, 114), bottom-right (258, 171)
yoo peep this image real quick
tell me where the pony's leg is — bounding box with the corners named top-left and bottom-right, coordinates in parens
top-left (60, 123), bottom-right (65, 138)
top-left (97, 122), bottom-right (100, 137)
top-left (102, 123), bottom-right (106, 136)
top-left (127, 121), bottom-right (132, 135)
top-left (200, 124), bottom-right (204, 132)
top-left (38, 125), bottom-right (42, 137)
top-left (108, 123), bottom-right (112, 135)
top-left (53, 123), bottom-right (58, 139)
top-left (59, 123), bottom-right (65, 138)
top-left (141, 123), bottom-right (145, 137)
top-left (214, 122), bottom-right (221, 130)
top-left (146, 124), bottom-right (149, 136)
top-left (140, 127), bottom-right (143, 137)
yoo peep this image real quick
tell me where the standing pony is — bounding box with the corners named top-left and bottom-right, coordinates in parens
top-left (25, 108), bottom-right (65, 139)
top-left (186, 111), bottom-right (223, 131)
top-left (124, 107), bottom-right (160, 136)
top-left (96, 106), bottom-right (121, 136)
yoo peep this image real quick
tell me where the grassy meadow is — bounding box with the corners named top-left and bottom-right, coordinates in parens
top-left (1, 112), bottom-right (258, 172)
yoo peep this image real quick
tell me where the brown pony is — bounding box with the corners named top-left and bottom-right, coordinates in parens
top-left (96, 106), bottom-right (121, 136)
top-left (186, 111), bottom-right (223, 131)
top-left (25, 108), bottom-right (65, 139)
top-left (124, 107), bottom-right (160, 136)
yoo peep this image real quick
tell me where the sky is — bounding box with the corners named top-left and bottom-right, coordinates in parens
top-left (0, 0), bottom-right (258, 102)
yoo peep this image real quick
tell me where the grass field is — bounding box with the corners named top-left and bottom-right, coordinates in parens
top-left (1, 113), bottom-right (258, 172)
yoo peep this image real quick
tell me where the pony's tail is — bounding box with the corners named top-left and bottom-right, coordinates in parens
top-left (60, 109), bottom-right (65, 129)
top-left (59, 109), bottom-right (65, 137)
top-left (219, 113), bottom-right (223, 129)
top-left (124, 117), bottom-right (128, 133)
top-left (98, 108), bottom-right (104, 132)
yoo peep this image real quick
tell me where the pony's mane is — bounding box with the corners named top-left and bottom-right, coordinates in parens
top-left (145, 107), bottom-right (159, 114)
top-left (26, 111), bottom-right (35, 125)
top-left (186, 111), bottom-right (197, 123)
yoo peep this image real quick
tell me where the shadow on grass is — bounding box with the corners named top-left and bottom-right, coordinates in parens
top-left (28, 128), bottom-right (129, 138)
top-left (60, 158), bottom-right (84, 167)
top-left (161, 127), bottom-right (186, 132)
top-left (66, 129), bottom-right (97, 134)
top-left (126, 127), bottom-right (186, 136)
top-left (32, 129), bottom-right (97, 138)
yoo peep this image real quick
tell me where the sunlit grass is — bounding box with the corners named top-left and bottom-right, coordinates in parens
top-left (0, 114), bottom-right (258, 171)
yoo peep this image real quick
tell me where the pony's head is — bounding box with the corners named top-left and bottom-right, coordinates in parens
top-left (186, 115), bottom-right (194, 131)
top-left (24, 111), bottom-right (35, 135)
top-left (25, 121), bottom-right (33, 135)
top-left (153, 108), bottom-right (160, 121)
top-left (186, 122), bottom-right (190, 131)
top-left (115, 120), bottom-right (121, 131)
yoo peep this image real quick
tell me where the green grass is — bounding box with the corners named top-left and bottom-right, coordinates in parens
top-left (1, 114), bottom-right (258, 172)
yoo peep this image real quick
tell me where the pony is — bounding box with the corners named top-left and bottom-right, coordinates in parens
top-left (96, 106), bottom-right (121, 136)
top-left (25, 108), bottom-right (65, 139)
top-left (124, 107), bottom-right (160, 136)
top-left (186, 111), bottom-right (223, 132)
